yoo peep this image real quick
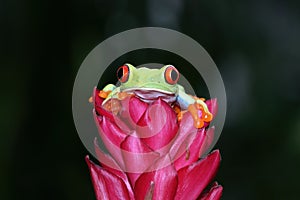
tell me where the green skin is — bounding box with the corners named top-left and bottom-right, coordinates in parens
top-left (101, 64), bottom-right (210, 114)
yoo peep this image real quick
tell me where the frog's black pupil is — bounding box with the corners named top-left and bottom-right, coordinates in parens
top-left (117, 67), bottom-right (124, 80)
top-left (171, 69), bottom-right (178, 81)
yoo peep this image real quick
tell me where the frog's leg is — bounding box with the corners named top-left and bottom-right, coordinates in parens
top-left (177, 89), bottom-right (213, 128)
top-left (177, 89), bottom-right (194, 109)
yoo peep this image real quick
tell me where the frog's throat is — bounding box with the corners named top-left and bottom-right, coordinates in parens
top-left (122, 87), bottom-right (176, 95)
top-left (129, 89), bottom-right (177, 104)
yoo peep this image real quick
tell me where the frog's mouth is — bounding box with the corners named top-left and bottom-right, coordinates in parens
top-left (124, 89), bottom-right (177, 104)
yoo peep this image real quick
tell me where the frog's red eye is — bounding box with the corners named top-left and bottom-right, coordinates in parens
top-left (117, 65), bottom-right (129, 83)
top-left (165, 65), bottom-right (179, 85)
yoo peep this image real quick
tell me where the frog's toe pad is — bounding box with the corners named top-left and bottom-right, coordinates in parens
top-left (188, 102), bottom-right (213, 129)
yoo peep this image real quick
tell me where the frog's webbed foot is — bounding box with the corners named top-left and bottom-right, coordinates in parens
top-left (94, 84), bottom-right (135, 115)
top-left (101, 91), bottom-right (133, 114)
top-left (102, 98), bottom-right (122, 115)
top-left (188, 97), bottom-right (213, 129)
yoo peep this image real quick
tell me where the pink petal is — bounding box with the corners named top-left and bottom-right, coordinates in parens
top-left (174, 128), bottom-right (206, 171)
top-left (94, 139), bottom-right (135, 199)
top-left (199, 182), bottom-right (223, 200)
top-left (96, 113), bottom-right (127, 146)
top-left (113, 116), bottom-right (132, 135)
top-left (206, 98), bottom-right (218, 117)
top-left (93, 88), bottom-right (114, 122)
top-left (175, 150), bottom-right (221, 200)
top-left (85, 156), bottom-right (131, 200)
top-left (94, 138), bottom-right (125, 175)
top-left (169, 112), bottom-right (198, 163)
top-left (134, 155), bottom-right (178, 200)
top-left (94, 111), bottom-right (127, 167)
top-left (137, 98), bottom-right (179, 152)
top-left (121, 135), bottom-right (160, 186)
top-left (198, 127), bottom-right (215, 158)
top-left (93, 88), bottom-right (103, 108)
top-left (203, 98), bottom-right (218, 128)
top-left (115, 96), bottom-right (149, 129)
top-left (128, 96), bottom-right (149, 124)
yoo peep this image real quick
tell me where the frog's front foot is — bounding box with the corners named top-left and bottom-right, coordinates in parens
top-left (173, 105), bottom-right (184, 122)
top-left (98, 83), bottom-right (133, 114)
top-left (99, 89), bottom-right (124, 115)
top-left (188, 98), bottom-right (213, 128)
top-left (98, 90), bottom-right (111, 99)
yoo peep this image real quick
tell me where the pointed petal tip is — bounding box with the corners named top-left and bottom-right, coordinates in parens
top-left (206, 98), bottom-right (217, 106)
top-left (85, 155), bottom-right (90, 164)
top-left (200, 182), bottom-right (223, 200)
top-left (208, 150), bottom-right (221, 164)
top-left (211, 149), bottom-right (221, 159)
top-left (127, 96), bottom-right (149, 124)
top-left (85, 155), bottom-right (99, 170)
top-left (206, 98), bottom-right (218, 117)
top-left (85, 155), bottom-right (94, 166)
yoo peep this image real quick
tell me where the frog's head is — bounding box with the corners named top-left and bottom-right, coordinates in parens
top-left (116, 63), bottom-right (180, 95)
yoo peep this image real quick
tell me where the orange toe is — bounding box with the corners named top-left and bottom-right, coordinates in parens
top-left (98, 90), bottom-right (111, 98)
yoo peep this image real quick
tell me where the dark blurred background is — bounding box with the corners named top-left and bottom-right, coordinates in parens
top-left (1, 0), bottom-right (300, 199)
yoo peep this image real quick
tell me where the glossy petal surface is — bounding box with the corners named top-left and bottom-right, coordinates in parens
top-left (175, 150), bottom-right (221, 200)
top-left (134, 155), bottom-right (178, 200)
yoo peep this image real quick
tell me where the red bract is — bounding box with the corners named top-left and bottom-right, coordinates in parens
top-left (86, 88), bottom-right (223, 200)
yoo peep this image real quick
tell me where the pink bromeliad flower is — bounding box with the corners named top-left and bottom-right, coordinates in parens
top-left (86, 65), bottom-right (222, 200)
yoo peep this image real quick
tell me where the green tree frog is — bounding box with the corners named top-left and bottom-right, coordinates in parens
top-left (97, 64), bottom-right (213, 128)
